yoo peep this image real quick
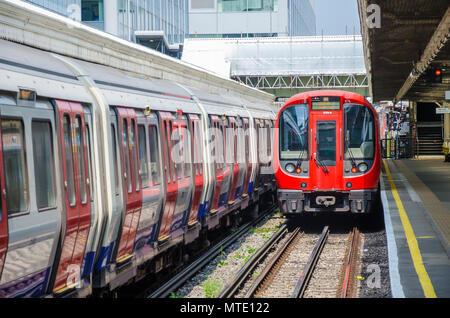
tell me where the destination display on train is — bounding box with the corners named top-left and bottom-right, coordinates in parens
top-left (311, 96), bottom-right (341, 110)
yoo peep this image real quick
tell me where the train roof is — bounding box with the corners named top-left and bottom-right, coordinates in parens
top-left (283, 90), bottom-right (370, 108)
top-left (0, 39), bottom-right (275, 118)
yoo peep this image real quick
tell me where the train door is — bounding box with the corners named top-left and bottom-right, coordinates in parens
top-left (218, 116), bottom-right (231, 208)
top-left (134, 112), bottom-right (164, 262)
top-left (186, 114), bottom-right (203, 227)
top-left (80, 106), bottom-right (97, 280)
top-left (157, 111), bottom-right (177, 242)
top-left (310, 112), bottom-right (342, 190)
top-left (234, 117), bottom-right (246, 200)
top-left (254, 118), bottom-right (263, 191)
top-left (115, 107), bottom-right (142, 264)
top-left (54, 100), bottom-right (92, 293)
top-left (171, 113), bottom-right (192, 237)
top-left (209, 115), bottom-right (224, 213)
top-left (0, 120), bottom-right (6, 280)
top-left (242, 118), bottom-right (252, 197)
top-left (263, 119), bottom-right (273, 186)
top-left (227, 117), bottom-right (240, 204)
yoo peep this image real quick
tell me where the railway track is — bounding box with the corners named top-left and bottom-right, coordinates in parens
top-left (147, 209), bottom-right (275, 298)
top-left (220, 226), bottom-right (361, 298)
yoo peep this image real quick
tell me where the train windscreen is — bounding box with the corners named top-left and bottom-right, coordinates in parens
top-left (344, 104), bottom-right (375, 159)
top-left (279, 104), bottom-right (309, 160)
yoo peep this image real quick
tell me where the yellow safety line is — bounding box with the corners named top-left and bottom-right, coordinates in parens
top-left (383, 160), bottom-right (437, 298)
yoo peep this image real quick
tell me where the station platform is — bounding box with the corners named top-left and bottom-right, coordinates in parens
top-left (381, 158), bottom-right (450, 298)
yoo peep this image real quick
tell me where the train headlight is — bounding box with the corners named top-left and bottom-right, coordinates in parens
top-left (358, 163), bottom-right (369, 173)
top-left (285, 163), bottom-right (296, 173)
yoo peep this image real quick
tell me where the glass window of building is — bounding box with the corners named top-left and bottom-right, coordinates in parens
top-left (82, 0), bottom-right (104, 21)
top-left (218, 0), bottom-right (278, 12)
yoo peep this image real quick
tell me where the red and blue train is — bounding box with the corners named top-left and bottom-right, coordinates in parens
top-left (274, 90), bottom-right (381, 215)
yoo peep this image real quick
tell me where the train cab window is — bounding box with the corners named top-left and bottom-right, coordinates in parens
top-left (149, 125), bottom-right (161, 186)
top-left (111, 124), bottom-right (119, 195)
top-left (138, 125), bottom-right (149, 188)
top-left (2, 119), bottom-right (29, 214)
top-left (279, 104), bottom-right (309, 160)
top-left (123, 119), bottom-right (132, 193)
top-left (32, 121), bottom-right (56, 210)
top-left (63, 115), bottom-right (76, 207)
top-left (344, 105), bottom-right (375, 160)
top-left (317, 121), bottom-right (336, 166)
top-left (75, 116), bottom-right (87, 204)
top-left (131, 119), bottom-right (139, 191)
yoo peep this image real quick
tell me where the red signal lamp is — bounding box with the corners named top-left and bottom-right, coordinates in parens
top-left (435, 70), bottom-right (442, 76)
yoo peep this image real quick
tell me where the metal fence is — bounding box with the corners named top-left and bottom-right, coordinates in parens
top-left (381, 136), bottom-right (415, 159)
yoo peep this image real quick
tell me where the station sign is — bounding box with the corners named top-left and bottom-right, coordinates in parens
top-left (436, 107), bottom-right (450, 114)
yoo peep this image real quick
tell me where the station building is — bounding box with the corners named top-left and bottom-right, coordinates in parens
top-left (188, 0), bottom-right (316, 38)
top-left (23, 0), bottom-right (189, 58)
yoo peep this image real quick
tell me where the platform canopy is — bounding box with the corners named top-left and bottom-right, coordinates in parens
top-left (358, 0), bottom-right (450, 103)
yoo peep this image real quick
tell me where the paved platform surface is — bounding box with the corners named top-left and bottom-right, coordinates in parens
top-left (381, 158), bottom-right (450, 298)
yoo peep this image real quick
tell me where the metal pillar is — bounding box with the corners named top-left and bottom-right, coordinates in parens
top-left (444, 101), bottom-right (450, 161)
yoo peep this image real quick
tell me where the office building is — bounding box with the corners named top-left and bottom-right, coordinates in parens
top-left (189, 0), bottom-right (316, 38)
top-left (23, 0), bottom-right (189, 58)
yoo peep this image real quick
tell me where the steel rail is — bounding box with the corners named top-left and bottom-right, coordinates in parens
top-left (291, 226), bottom-right (329, 298)
top-left (218, 224), bottom-right (288, 298)
top-left (341, 227), bottom-right (360, 298)
top-left (148, 210), bottom-right (273, 298)
top-left (244, 227), bottom-right (303, 298)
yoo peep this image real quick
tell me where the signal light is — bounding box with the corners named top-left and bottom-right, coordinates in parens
top-left (296, 167), bottom-right (302, 173)
top-left (351, 167), bottom-right (358, 173)
top-left (425, 68), bottom-right (442, 83)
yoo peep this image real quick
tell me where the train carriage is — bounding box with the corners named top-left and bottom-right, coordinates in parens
top-left (0, 39), bottom-right (276, 298)
top-left (274, 90), bottom-right (381, 215)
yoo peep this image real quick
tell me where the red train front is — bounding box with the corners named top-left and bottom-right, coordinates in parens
top-left (274, 90), bottom-right (381, 215)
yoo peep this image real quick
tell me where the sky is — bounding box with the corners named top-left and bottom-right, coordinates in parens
top-left (314, 0), bottom-right (362, 36)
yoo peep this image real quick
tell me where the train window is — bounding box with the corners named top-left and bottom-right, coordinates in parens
top-left (244, 122), bottom-right (250, 164)
top-left (219, 123), bottom-right (224, 169)
top-left (63, 115), bottom-right (76, 207)
top-left (191, 121), bottom-right (197, 175)
top-left (32, 121), bottom-right (56, 211)
top-left (279, 104), bottom-right (309, 160)
top-left (162, 121), bottom-right (169, 182)
top-left (149, 125), bottom-right (161, 186)
top-left (138, 125), bottom-right (149, 187)
top-left (1, 118), bottom-right (29, 215)
top-left (111, 124), bottom-right (119, 195)
top-left (85, 124), bottom-right (94, 200)
top-left (317, 121), bottom-right (336, 166)
top-left (196, 121), bottom-right (203, 174)
top-left (174, 126), bottom-right (184, 179)
top-left (131, 119), bottom-right (139, 191)
top-left (75, 116), bottom-right (87, 204)
top-left (169, 122), bottom-right (176, 182)
top-left (344, 104), bottom-right (375, 159)
top-left (184, 125), bottom-right (191, 178)
top-left (123, 119), bottom-right (132, 193)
